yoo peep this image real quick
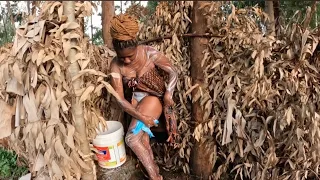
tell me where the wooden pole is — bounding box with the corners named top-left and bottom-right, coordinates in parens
top-left (63, 2), bottom-right (94, 180)
top-left (139, 33), bottom-right (223, 44)
top-left (190, 1), bottom-right (213, 179)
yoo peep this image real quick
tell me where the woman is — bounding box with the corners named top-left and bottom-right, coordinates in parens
top-left (109, 14), bottom-right (178, 180)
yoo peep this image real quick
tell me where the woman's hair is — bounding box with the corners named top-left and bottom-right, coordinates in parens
top-left (112, 39), bottom-right (138, 51)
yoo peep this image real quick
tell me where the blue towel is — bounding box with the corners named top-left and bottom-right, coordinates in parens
top-left (132, 119), bottom-right (159, 137)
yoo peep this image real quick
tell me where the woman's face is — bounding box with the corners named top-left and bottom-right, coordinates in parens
top-left (116, 46), bottom-right (138, 65)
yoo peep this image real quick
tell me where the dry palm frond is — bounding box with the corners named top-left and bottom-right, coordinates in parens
top-left (0, 1), bottom-right (115, 179)
top-left (138, 1), bottom-right (320, 180)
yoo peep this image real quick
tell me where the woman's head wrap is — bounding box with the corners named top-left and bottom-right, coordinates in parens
top-left (110, 14), bottom-right (139, 41)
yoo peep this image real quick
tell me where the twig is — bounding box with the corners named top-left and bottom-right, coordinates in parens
top-left (139, 33), bottom-right (224, 44)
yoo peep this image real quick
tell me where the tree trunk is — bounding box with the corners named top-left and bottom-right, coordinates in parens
top-left (79, 1), bottom-right (85, 35)
top-left (27, 1), bottom-right (31, 15)
top-left (101, 1), bottom-right (123, 126)
top-left (63, 2), bottom-right (94, 180)
top-left (101, 1), bottom-right (115, 49)
top-left (265, 0), bottom-right (275, 36)
top-left (273, 0), bottom-right (280, 35)
top-left (190, 1), bottom-right (213, 179)
top-left (316, 5), bottom-right (318, 27)
top-left (31, 1), bottom-right (37, 15)
top-left (90, 14), bottom-right (93, 40)
top-left (6, 1), bottom-right (15, 30)
top-left (121, 1), bottom-right (123, 13)
top-left (2, 12), bottom-right (8, 42)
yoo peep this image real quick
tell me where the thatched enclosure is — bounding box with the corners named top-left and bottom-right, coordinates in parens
top-left (1, 1), bottom-right (320, 180)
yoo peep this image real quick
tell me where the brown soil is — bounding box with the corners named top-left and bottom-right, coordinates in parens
top-left (96, 156), bottom-right (195, 180)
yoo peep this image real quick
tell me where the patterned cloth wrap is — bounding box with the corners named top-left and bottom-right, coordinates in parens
top-left (128, 67), bottom-right (168, 137)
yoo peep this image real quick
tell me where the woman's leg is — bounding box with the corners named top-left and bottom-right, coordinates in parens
top-left (126, 132), bottom-right (160, 179)
top-left (125, 96), bottom-right (163, 180)
top-left (131, 93), bottom-right (154, 160)
top-left (142, 133), bottom-right (154, 160)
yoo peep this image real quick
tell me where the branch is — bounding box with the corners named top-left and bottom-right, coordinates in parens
top-left (139, 33), bottom-right (224, 44)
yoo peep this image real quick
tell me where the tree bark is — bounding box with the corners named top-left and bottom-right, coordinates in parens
top-left (121, 1), bottom-right (123, 13)
top-left (102, 1), bottom-right (115, 49)
top-left (190, 1), bottom-right (213, 179)
top-left (90, 14), bottom-right (93, 40)
top-left (273, 0), bottom-right (280, 35)
top-left (265, 0), bottom-right (275, 36)
top-left (6, 1), bottom-right (15, 30)
top-left (316, 4), bottom-right (318, 27)
top-left (101, 1), bottom-right (124, 126)
top-left (2, 11), bottom-right (8, 42)
top-left (27, 1), bottom-right (31, 15)
top-left (63, 2), bottom-right (94, 180)
top-left (31, 1), bottom-right (37, 15)
top-left (79, 1), bottom-right (85, 35)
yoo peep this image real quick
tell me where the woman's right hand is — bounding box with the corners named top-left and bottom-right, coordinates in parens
top-left (142, 115), bottom-right (158, 127)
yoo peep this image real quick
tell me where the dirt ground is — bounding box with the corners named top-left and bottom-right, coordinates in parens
top-left (96, 156), bottom-right (195, 180)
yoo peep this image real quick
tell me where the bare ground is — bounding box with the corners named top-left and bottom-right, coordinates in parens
top-left (96, 156), bottom-right (196, 180)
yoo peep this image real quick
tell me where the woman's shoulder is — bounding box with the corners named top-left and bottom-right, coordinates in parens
top-left (110, 57), bottom-right (122, 70)
top-left (140, 45), bottom-right (159, 52)
top-left (111, 56), bottom-right (118, 65)
top-left (139, 45), bottom-right (162, 59)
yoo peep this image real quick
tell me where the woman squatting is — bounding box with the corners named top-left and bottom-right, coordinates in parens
top-left (108, 14), bottom-right (178, 180)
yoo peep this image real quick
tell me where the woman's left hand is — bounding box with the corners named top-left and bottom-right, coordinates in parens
top-left (163, 91), bottom-right (177, 144)
top-left (164, 91), bottom-right (174, 107)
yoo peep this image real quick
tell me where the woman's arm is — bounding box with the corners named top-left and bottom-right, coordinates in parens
top-left (110, 59), bottom-right (155, 126)
top-left (147, 46), bottom-right (178, 142)
top-left (147, 47), bottom-right (178, 97)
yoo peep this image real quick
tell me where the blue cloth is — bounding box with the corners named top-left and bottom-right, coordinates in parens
top-left (131, 119), bottom-right (159, 137)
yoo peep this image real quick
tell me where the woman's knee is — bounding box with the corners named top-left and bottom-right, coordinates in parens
top-left (125, 133), bottom-right (133, 147)
top-left (136, 96), bottom-right (162, 119)
top-left (125, 132), bottom-right (140, 148)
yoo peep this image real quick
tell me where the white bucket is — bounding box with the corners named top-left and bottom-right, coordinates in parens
top-left (93, 121), bottom-right (126, 169)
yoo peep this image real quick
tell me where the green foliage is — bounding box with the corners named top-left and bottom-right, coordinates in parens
top-left (0, 8), bottom-right (14, 46)
top-left (233, 0), bottom-right (320, 28)
top-left (0, 1), bottom-right (26, 46)
top-left (0, 148), bottom-right (28, 179)
top-left (91, 27), bottom-right (103, 45)
top-left (280, 1), bottom-right (320, 28)
top-left (233, 0), bottom-right (265, 9)
top-left (146, 1), bottom-right (158, 14)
